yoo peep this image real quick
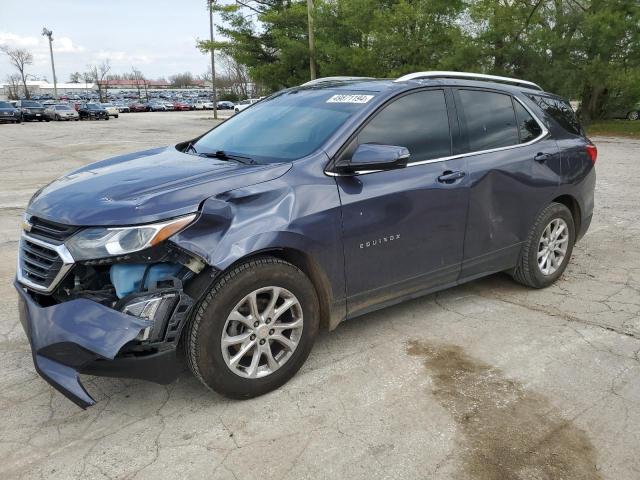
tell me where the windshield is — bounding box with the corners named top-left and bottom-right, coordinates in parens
top-left (193, 89), bottom-right (375, 163)
top-left (22, 101), bottom-right (42, 107)
top-left (0, 101), bottom-right (13, 108)
top-left (55, 105), bottom-right (72, 110)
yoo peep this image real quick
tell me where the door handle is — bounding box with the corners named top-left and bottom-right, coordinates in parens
top-left (438, 170), bottom-right (466, 184)
top-left (534, 152), bottom-right (552, 163)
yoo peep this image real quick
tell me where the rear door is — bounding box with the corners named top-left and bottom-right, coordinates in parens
top-left (453, 88), bottom-right (561, 281)
top-left (334, 88), bottom-right (470, 317)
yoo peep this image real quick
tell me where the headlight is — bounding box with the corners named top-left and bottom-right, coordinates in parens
top-left (65, 214), bottom-right (196, 261)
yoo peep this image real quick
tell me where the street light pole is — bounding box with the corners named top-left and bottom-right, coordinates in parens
top-left (307, 0), bottom-right (316, 80)
top-left (208, 0), bottom-right (218, 119)
top-left (42, 28), bottom-right (58, 100)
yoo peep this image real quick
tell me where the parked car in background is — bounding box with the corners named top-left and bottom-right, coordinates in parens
top-left (193, 100), bottom-right (213, 110)
top-left (162, 102), bottom-right (175, 111)
top-left (0, 101), bottom-right (21, 123)
top-left (129, 102), bottom-right (148, 112)
top-left (234, 98), bottom-right (259, 113)
top-left (173, 101), bottom-right (191, 111)
top-left (44, 104), bottom-right (80, 121)
top-left (15, 100), bottom-right (48, 122)
top-left (78, 103), bottom-right (109, 120)
top-left (605, 101), bottom-right (640, 120)
top-left (146, 101), bottom-right (167, 112)
top-left (114, 102), bottom-right (130, 113)
top-left (100, 103), bottom-right (120, 118)
top-left (217, 101), bottom-right (235, 110)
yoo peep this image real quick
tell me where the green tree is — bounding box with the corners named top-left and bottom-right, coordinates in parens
top-left (201, 0), bottom-right (640, 121)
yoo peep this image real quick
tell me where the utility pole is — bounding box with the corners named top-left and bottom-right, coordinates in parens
top-left (42, 28), bottom-right (58, 100)
top-left (208, 0), bottom-right (218, 119)
top-left (307, 0), bottom-right (316, 80)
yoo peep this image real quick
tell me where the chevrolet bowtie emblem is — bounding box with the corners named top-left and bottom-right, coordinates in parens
top-left (22, 219), bottom-right (33, 232)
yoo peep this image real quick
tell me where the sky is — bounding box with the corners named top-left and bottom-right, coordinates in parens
top-left (0, 0), bottom-right (228, 82)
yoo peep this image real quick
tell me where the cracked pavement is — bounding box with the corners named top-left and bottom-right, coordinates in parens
top-left (0, 112), bottom-right (638, 479)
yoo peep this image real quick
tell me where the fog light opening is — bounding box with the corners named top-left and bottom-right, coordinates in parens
top-left (122, 293), bottom-right (178, 342)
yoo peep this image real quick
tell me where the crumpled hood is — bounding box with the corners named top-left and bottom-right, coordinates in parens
top-left (27, 146), bottom-right (291, 226)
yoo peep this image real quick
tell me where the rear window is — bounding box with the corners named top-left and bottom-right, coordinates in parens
top-left (527, 94), bottom-right (583, 136)
top-left (458, 90), bottom-right (519, 151)
top-left (514, 101), bottom-right (543, 143)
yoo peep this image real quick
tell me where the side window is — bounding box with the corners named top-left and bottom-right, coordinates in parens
top-left (458, 90), bottom-right (519, 151)
top-left (354, 90), bottom-right (451, 162)
top-left (514, 100), bottom-right (543, 143)
top-left (527, 94), bottom-right (583, 136)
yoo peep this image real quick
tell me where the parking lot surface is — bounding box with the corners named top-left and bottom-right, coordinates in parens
top-left (0, 112), bottom-right (638, 480)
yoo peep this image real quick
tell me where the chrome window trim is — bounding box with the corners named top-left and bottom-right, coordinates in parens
top-left (16, 232), bottom-right (75, 293)
top-left (325, 96), bottom-right (548, 177)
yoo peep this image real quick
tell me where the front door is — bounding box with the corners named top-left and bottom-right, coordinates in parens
top-left (334, 89), bottom-right (470, 317)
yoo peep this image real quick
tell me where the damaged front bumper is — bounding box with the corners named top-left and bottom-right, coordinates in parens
top-left (15, 280), bottom-right (185, 408)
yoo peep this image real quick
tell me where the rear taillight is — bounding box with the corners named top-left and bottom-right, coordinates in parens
top-left (585, 143), bottom-right (597, 164)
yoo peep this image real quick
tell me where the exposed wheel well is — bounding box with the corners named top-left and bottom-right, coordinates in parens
top-left (227, 248), bottom-right (334, 330)
top-left (552, 194), bottom-right (581, 237)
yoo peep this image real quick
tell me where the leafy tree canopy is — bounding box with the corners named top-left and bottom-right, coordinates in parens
top-left (199, 0), bottom-right (640, 121)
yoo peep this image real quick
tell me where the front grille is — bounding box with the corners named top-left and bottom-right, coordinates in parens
top-left (28, 217), bottom-right (78, 243)
top-left (18, 234), bottom-right (74, 293)
top-left (20, 238), bottom-right (63, 289)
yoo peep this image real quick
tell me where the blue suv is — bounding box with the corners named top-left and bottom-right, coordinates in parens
top-left (15, 72), bottom-right (596, 407)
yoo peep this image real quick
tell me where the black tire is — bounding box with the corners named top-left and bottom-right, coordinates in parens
top-left (185, 256), bottom-right (319, 399)
top-left (512, 202), bottom-right (575, 288)
top-left (55, 115), bottom-right (60, 121)
top-left (115, 114), bottom-right (119, 118)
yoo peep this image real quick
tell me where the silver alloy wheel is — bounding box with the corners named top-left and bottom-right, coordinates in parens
top-left (537, 218), bottom-right (569, 276)
top-left (221, 286), bottom-right (303, 378)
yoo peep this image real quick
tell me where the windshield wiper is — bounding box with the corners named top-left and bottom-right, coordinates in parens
top-left (197, 150), bottom-right (255, 165)
top-left (185, 142), bottom-right (198, 154)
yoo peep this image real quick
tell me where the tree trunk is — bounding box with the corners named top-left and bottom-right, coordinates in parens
top-left (20, 72), bottom-right (30, 99)
top-left (580, 83), bottom-right (606, 124)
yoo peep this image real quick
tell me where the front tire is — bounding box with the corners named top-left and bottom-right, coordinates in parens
top-left (628, 110), bottom-right (639, 121)
top-left (185, 256), bottom-right (319, 398)
top-left (512, 202), bottom-right (575, 288)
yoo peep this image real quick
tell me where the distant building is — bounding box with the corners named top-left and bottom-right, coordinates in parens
top-left (97, 79), bottom-right (170, 89)
top-left (96, 79), bottom-right (205, 89)
top-left (0, 80), bottom-right (97, 99)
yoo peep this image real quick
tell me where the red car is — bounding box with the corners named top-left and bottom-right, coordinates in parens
top-left (129, 102), bottom-right (148, 112)
top-left (173, 101), bottom-right (191, 111)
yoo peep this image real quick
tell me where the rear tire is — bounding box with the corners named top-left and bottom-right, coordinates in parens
top-left (512, 202), bottom-right (575, 288)
top-left (628, 110), bottom-right (639, 121)
top-left (185, 256), bottom-right (319, 399)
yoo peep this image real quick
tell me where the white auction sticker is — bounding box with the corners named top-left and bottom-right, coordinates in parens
top-left (326, 94), bottom-right (374, 104)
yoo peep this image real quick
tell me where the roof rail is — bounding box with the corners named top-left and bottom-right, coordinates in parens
top-left (300, 76), bottom-right (375, 87)
top-left (394, 71), bottom-right (543, 91)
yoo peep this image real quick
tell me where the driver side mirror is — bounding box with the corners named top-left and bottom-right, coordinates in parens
top-left (337, 144), bottom-right (410, 174)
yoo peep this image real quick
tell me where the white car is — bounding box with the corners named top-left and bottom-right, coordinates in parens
top-left (193, 100), bottom-right (214, 110)
top-left (100, 103), bottom-right (119, 118)
top-left (234, 98), bottom-right (260, 113)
